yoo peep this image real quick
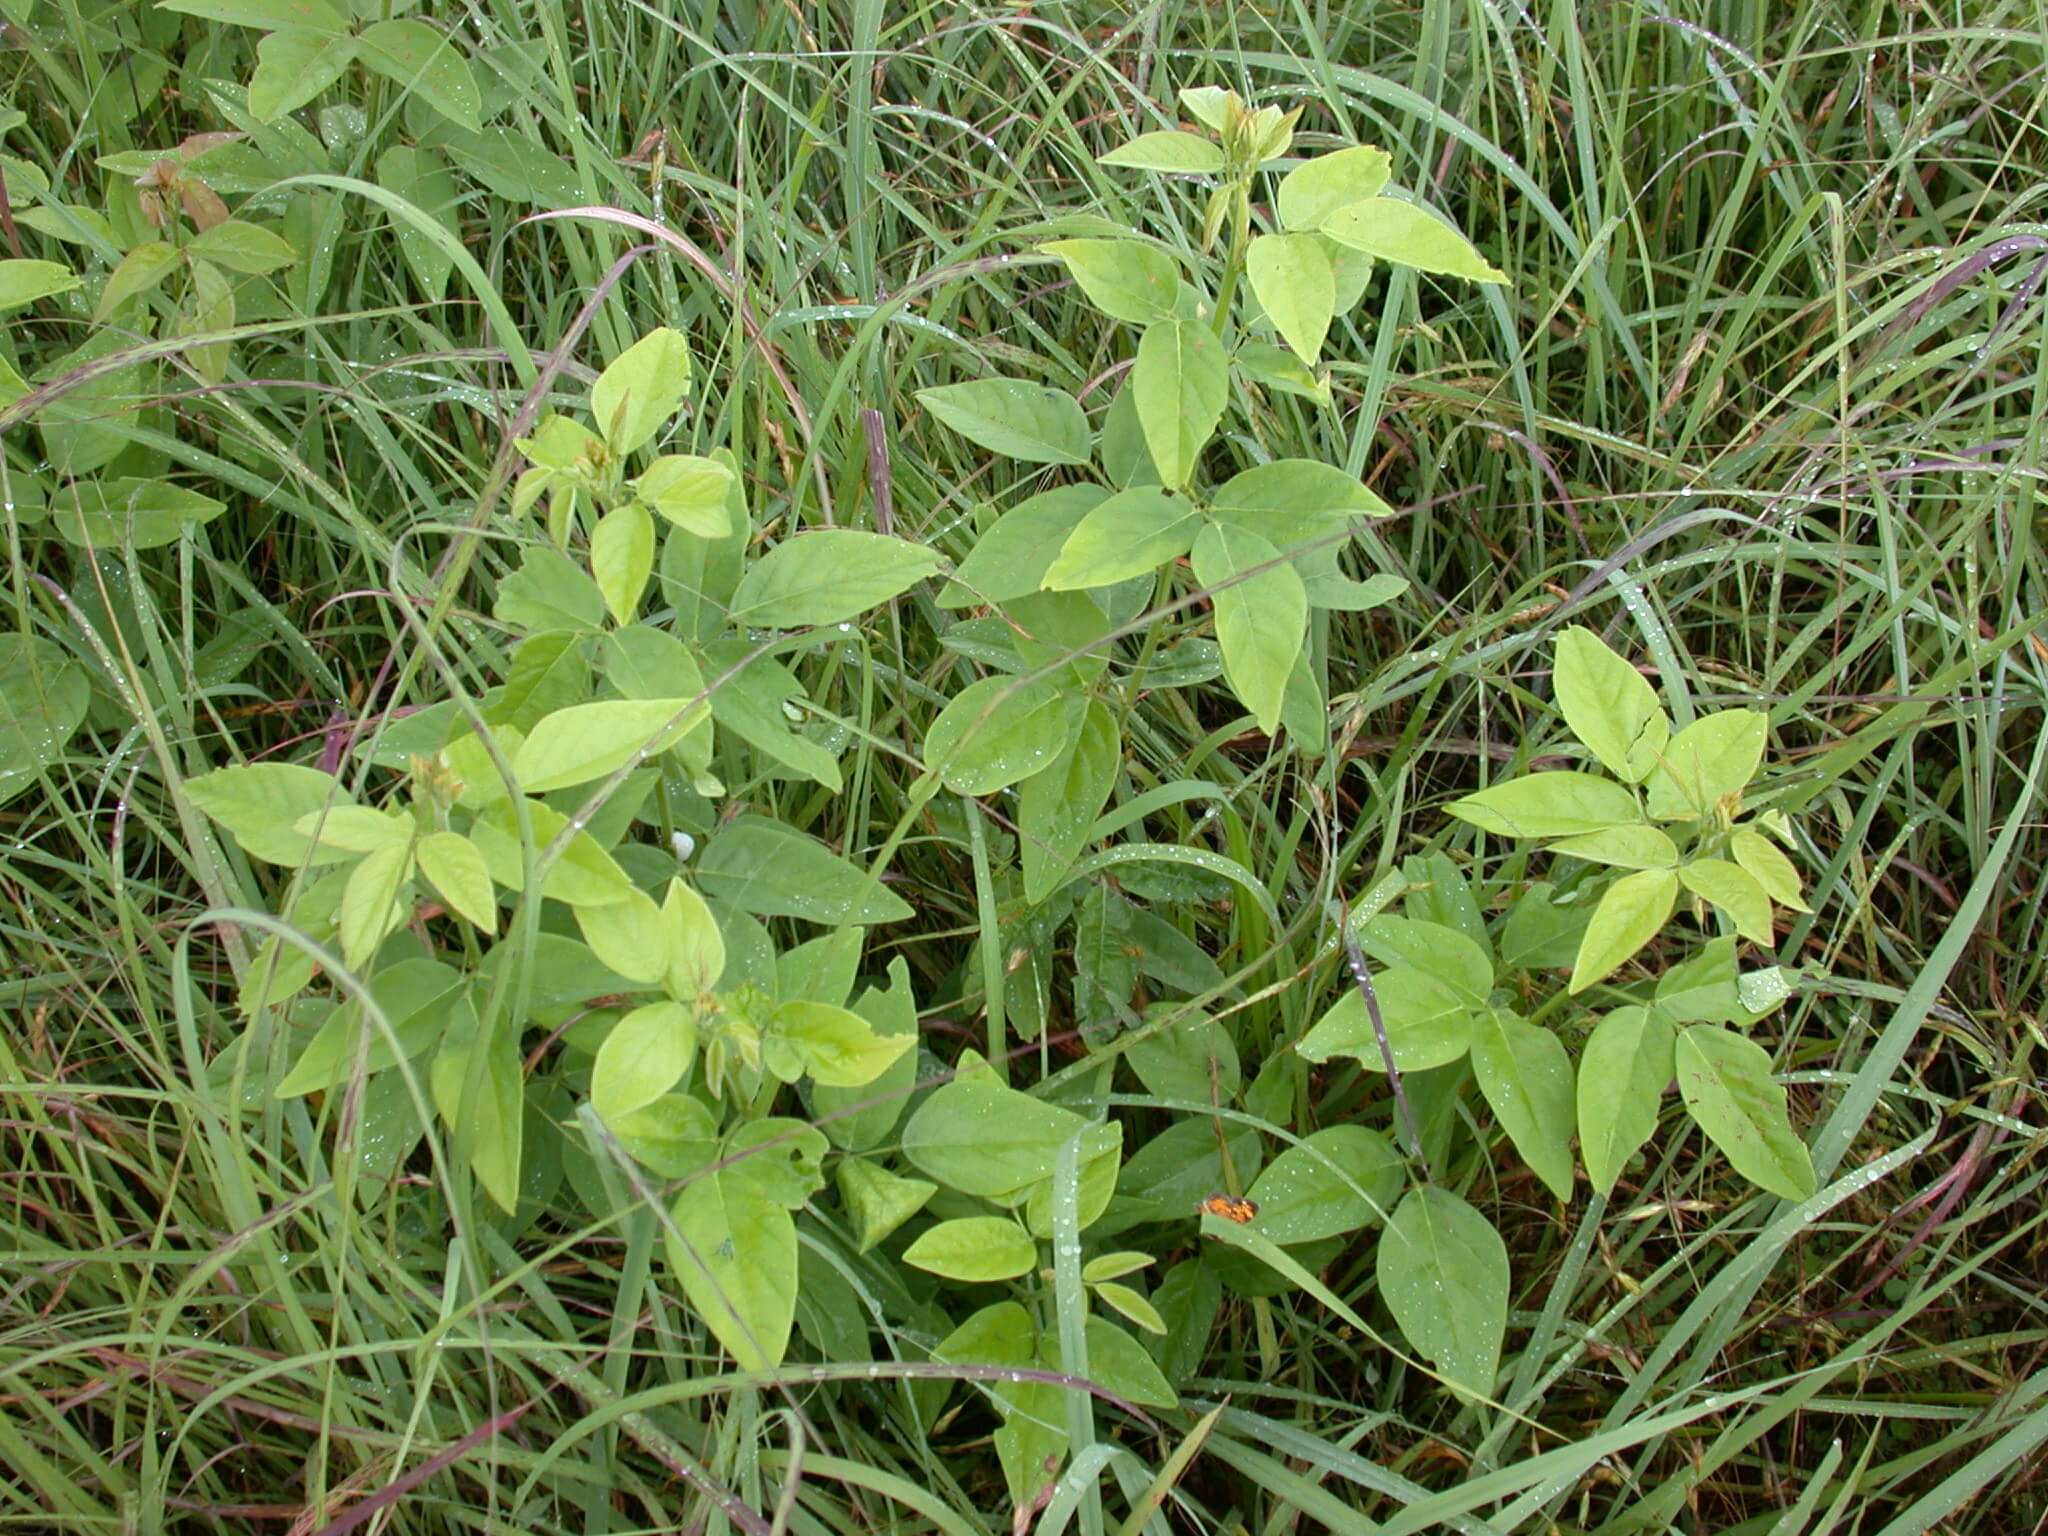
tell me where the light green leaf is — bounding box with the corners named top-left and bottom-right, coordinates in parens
top-left (414, 830), bottom-right (496, 932)
top-left (662, 878), bottom-right (725, 997)
top-left (1234, 340), bottom-right (1329, 403)
top-left (1099, 131), bottom-right (1225, 173)
top-left (668, 1170), bottom-right (796, 1370)
top-left (1131, 319), bottom-right (1228, 489)
top-left (590, 501), bottom-right (654, 624)
top-left (1377, 1186), bottom-right (1508, 1400)
top-left (698, 640), bottom-right (841, 791)
top-left (428, 1004), bottom-right (523, 1212)
top-left (512, 698), bottom-right (705, 793)
top-left (49, 478), bottom-right (229, 550)
top-left (1177, 86), bottom-right (1235, 132)
top-left (1447, 772), bottom-right (1643, 839)
top-left (1732, 827), bottom-right (1808, 911)
top-left (94, 242), bottom-right (183, 322)
top-left (1042, 485), bottom-right (1202, 590)
top-left (1322, 198), bottom-right (1507, 283)
top-left (1547, 824), bottom-right (1680, 870)
top-left (1093, 1282), bottom-right (1166, 1335)
top-left (1246, 232), bottom-right (1334, 362)
top-left (813, 958), bottom-right (919, 1150)
top-left (770, 999), bottom-right (913, 1088)
top-left (1352, 914), bottom-right (1493, 1002)
top-left (466, 797), bottom-right (633, 909)
top-left (291, 804), bottom-right (411, 853)
top-left (903, 1217), bottom-right (1037, 1282)
top-left (1553, 626), bottom-right (1668, 782)
top-left (1646, 709), bottom-right (1768, 821)
top-left (694, 814), bottom-right (913, 925)
top-left (1578, 1005), bottom-right (1675, 1196)
top-left (1191, 521), bottom-right (1306, 736)
top-left (357, 19), bottom-right (482, 134)
top-left (339, 841), bottom-right (413, 968)
top-left (180, 256), bottom-right (232, 386)
top-left (249, 29), bottom-right (357, 121)
top-left (275, 958), bottom-right (462, 1097)
top-left (916, 378), bottom-right (1091, 465)
top-left (0, 258), bottom-right (78, 311)
top-left (634, 454), bottom-right (732, 536)
top-left (1675, 1025), bottom-right (1816, 1200)
top-left (188, 219), bottom-right (299, 275)
top-left (835, 1157), bottom-right (935, 1253)
top-left (730, 529), bottom-right (941, 627)
top-left (1499, 881), bottom-right (1589, 973)
top-left (183, 762), bottom-right (355, 866)
top-left (939, 485), bottom-right (1107, 606)
top-left (1276, 144), bottom-right (1393, 231)
top-left (1209, 457), bottom-right (1395, 547)
top-left (0, 637), bottom-right (89, 806)
top-left (1569, 868), bottom-right (1679, 994)
top-left (610, 1093), bottom-right (718, 1179)
top-left (157, 0), bottom-right (346, 29)
top-left (1655, 936), bottom-right (1776, 1024)
top-left (1469, 1009), bottom-right (1576, 1200)
top-left (588, 327), bottom-right (691, 455)
top-left (1083, 1315), bottom-right (1178, 1407)
top-left (1297, 967), bottom-right (1475, 1072)
top-left (1679, 858), bottom-right (1776, 945)
top-left (374, 146), bottom-right (459, 300)
top-left (1043, 238), bottom-right (1181, 325)
top-left (1081, 1251), bottom-right (1155, 1283)
top-left (924, 674), bottom-right (1082, 796)
top-left (1245, 1125), bottom-right (1402, 1243)
top-left (592, 1001), bottom-right (697, 1124)
top-left (574, 884), bottom-right (669, 984)
top-left (901, 1051), bottom-right (1094, 1198)
top-left (494, 543), bottom-right (604, 633)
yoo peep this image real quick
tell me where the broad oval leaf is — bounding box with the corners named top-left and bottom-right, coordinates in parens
top-left (940, 485), bottom-right (1108, 607)
top-left (770, 999), bottom-right (913, 1088)
top-left (1578, 1005), bottom-right (1675, 1196)
top-left (1377, 1186), bottom-right (1508, 1400)
top-left (1297, 966), bottom-right (1475, 1072)
top-left (635, 453), bottom-right (733, 537)
top-left (917, 378), bottom-right (1091, 465)
top-left (903, 1217), bottom-right (1037, 1282)
top-left (1018, 697), bottom-right (1120, 901)
top-left (588, 327), bottom-right (692, 455)
top-left (730, 529), bottom-right (942, 627)
top-left (1678, 858), bottom-right (1775, 945)
top-left (1191, 521), bottom-right (1306, 736)
top-left (157, 0), bottom-right (347, 29)
top-left (1547, 824), bottom-right (1680, 870)
top-left (901, 1051), bottom-right (1093, 1198)
top-left (1553, 626), bottom-right (1668, 782)
top-left (592, 1001), bottom-right (697, 1124)
top-left (590, 502), bottom-right (655, 624)
top-left (1246, 232), bottom-right (1334, 363)
top-left (0, 635), bottom-right (89, 806)
top-left (1322, 198), bottom-right (1507, 284)
top-left (1352, 915), bottom-right (1493, 1003)
top-left (1042, 485), bottom-right (1202, 590)
top-left (667, 1170), bottom-right (797, 1370)
top-left (1569, 867), bottom-right (1678, 994)
top-left (1645, 709), bottom-right (1768, 821)
top-left (1042, 238), bottom-right (1181, 325)
top-left (1099, 131), bottom-right (1225, 173)
top-left (1131, 319), bottom-right (1228, 489)
top-left (1731, 828), bottom-right (1808, 911)
top-left (0, 258), bottom-right (81, 311)
top-left (1277, 144), bottom-right (1394, 231)
top-left (249, 29), bottom-right (358, 121)
top-left (1675, 1025), bottom-right (1816, 1201)
top-left (836, 1157), bottom-right (937, 1253)
top-left (1209, 457), bottom-right (1395, 550)
top-left (357, 19), bottom-right (482, 134)
top-left (1469, 1009), bottom-right (1576, 1201)
top-left (1447, 772), bottom-right (1642, 840)
top-left (512, 698), bottom-right (706, 792)
top-left (184, 762), bottom-right (356, 867)
top-left (187, 219), bottom-right (298, 275)
top-left (414, 830), bottom-right (497, 932)
top-left (339, 841), bottom-right (414, 968)
top-left (694, 814), bottom-right (912, 925)
top-left (51, 479), bottom-right (228, 550)
top-left (1245, 1125), bottom-right (1402, 1243)
top-left (923, 675), bottom-right (1082, 795)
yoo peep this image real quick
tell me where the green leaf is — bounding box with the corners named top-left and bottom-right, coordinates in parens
top-left (590, 501), bottom-right (654, 624)
top-left (0, 259), bottom-right (80, 311)
top-left (695, 814), bottom-right (913, 925)
top-left (512, 698), bottom-right (705, 793)
top-left (770, 999), bottom-right (912, 1087)
top-left (667, 1170), bottom-right (797, 1370)
top-left (730, 529), bottom-right (941, 627)
top-left (249, 29), bottom-right (358, 121)
top-left (1732, 827), bottom-right (1808, 911)
top-left (1209, 458), bottom-right (1395, 548)
top-left (1042, 485), bottom-right (1202, 590)
top-left (1447, 772), bottom-right (1643, 840)
top-left (1654, 936), bottom-right (1764, 1024)
top-left (588, 327), bottom-right (691, 455)
top-left (1131, 319), bottom-right (1228, 489)
top-left (1126, 1008), bottom-right (1239, 1104)
top-left (1083, 1315), bottom-right (1178, 1407)
top-left (1548, 824), bottom-right (1680, 870)
top-left (1469, 1010), bottom-right (1576, 1201)
top-left (49, 479), bottom-right (229, 550)
top-left (1645, 709), bottom-right (1768, 821)
top-left (292, 804), bottom-right (412, 853)
top-left (1018, 698), bottom-right (1119, 903)
top-left (1276, 144), bottom-right (1393, 231)
top-left (181, 256), bottom-right (233, 385)
top-left (1081, 1251), bottom-right (1154, 1283)
top-left (1245, 1125), bottom-right (1402, 1243)
top-left (157, 0), bottom-right (346, 29)
top-left (1234, 339), bottom-right (1329, 403)
top-left (374, 146), bottom-right (459, 300)
top-left (1377, 1186), bottom-right (1508, 1400)
top-left (1569, 868), bottom-right (1678, 993)
top-left (574, 884), bottom-right (669, 985)
top-left (662, 878), bottom-right (725, 998)
top-left (429, 1005), bottom-right (523, 1212)
top-left (94, 242), bottom-right (183, 321)
top-left (1679, 858), bottom-right (1775, 946)
top-left (187, 219), bottom-right (299, 275)
top-left (1553, 626), bottom-right (1668, 782)
top-left (1353, 915), bottom-right (1493, 1004)
top-left (467, 798), bottom-right (633, 908)
top-left (1577, 1005), bottom-right (1675, 1197)
top-left (1099, 131), bottom-right (1225, 173)
top-left (1093, 1282), bottom-right (1166, 1335)
top-left (835, 1157), bottom-right (935, 1253)
top-left (901, 1051), bottom-right (1095, 1199)
top-left (1322, 198), bottom-right (1507, 284)
top-left (924, 675), bottom-right (1082, 795)
top-left (0, 636), bottom-right (89, 806)
top-left (1191, 521), bottom-right (1307, 735)
top-left (1246, 232), bottom-right (1334, 363)
top-left (591, 1001), bottom-right (697, 1125)
top-left (1675, 1025), bottom-right (1816, 1200)
top-left (357, 19), bottom-right (482, 134)
top-left (917, 378), bottom-right (1091, 465)
top-left (1042, 238), bottom-right (1181, 324)
top-left (339, 841), bottom-right (414, 968)
top-left (184, 762), bottom-right (355, 867)
top-left (495, 544), bottom-right (604, 633)
top-left (1020, 1120), bottom-right (1122, 1238)
top-left (698, 640), bottom-right (841, 791)
top-left (1297, 967), bottom-right (1475, 1072)
top-left (275, 958), bottom-right (462, 1097)
top-left (903, 1217), bottom-right (1037, 1282)
top-left (414, 830), bottom-right (496, 932)
top-left (1498, 881), bottom-right (1588, 973)
top-left (609, 1093), bottom-right (718, 1179)
top-left (634, 454), bottom-right (732, 536)
top-left (940, 486), bottom-right (1109, 607)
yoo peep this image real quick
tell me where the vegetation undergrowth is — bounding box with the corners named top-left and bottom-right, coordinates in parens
top-left (2, 2), bottom-right (2044, 1532)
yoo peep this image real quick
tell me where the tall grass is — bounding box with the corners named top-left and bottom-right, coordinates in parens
top-left (3, 1), bottom-right (2045, 1532)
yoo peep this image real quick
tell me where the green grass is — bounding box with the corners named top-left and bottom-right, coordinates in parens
top-left (4, 0), bottom-right (2047, 1532)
